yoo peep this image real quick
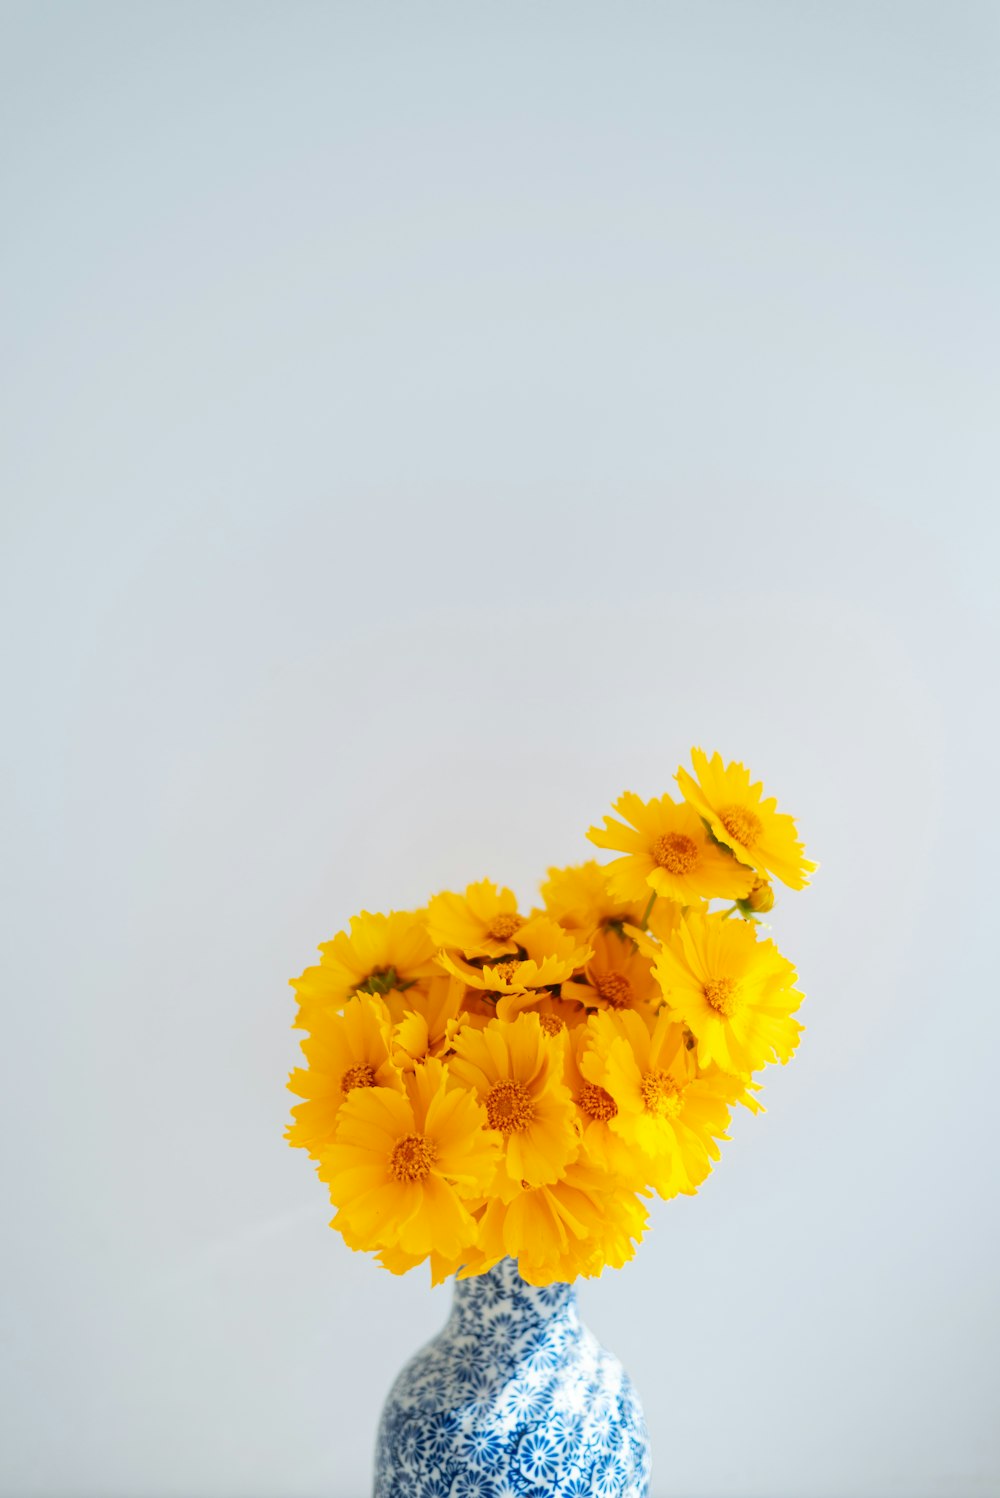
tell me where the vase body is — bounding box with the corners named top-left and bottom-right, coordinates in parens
top-left (373, 1258), bottom-right (650, 1497)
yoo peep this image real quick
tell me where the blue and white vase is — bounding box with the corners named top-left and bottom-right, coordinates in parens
top-left (373, 1258), bottom-right (651, 1497)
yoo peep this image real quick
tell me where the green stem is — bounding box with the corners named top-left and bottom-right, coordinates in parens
top-left (640, 890), bottom-right (657, 930)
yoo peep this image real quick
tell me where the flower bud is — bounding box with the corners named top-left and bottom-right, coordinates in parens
top-left (746, 878), bottom-right (774, 913)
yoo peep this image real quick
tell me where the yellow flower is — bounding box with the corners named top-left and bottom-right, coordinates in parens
top-left (439, 916), bottom-right (590, 995)
top-left (624, 896), bottom-right (687, 960)
top-left (374, 1246), bottom-right (470, 1282)
top-left (563, 1019), bottom-right (646, 1184)
top-left (286, 994), bottom-right (402, 1158)
top-left (495, 988), bottom-right (588, 1039)
top-left (386, 975), bottom-right (468, 1069)
top-left (449, 1014), bottom-right (578, 1187)
top-left (461, 1164), bottom-right (648, 1285)
top-left (447, 989), bottom-right (504, 1030)
top-left (564, 925), bottom-right (661, 1015)
top-left (320, 1059), bottom-right (498, 1261)
top-left (426, 879), bottom-right (526, 959)
top-left (654, 909), bottom-right (804, 1074)
top-left (588, 791), bottom-right (755, 904)
top-left (743, 877), bottom-right (775, 913)
top-left (702, 1061), bottom-right (766, 1116)
top-left (540, 861), bottom-right (646, 935)
top-left (338, 1200), bottom-right (480, 1284)
top-left (292, 910), bottom-right (441, 1027)
top-left (676, 748), bottom-right (817, 890)
top-left (582, 1007), bottom-right (732, 1200)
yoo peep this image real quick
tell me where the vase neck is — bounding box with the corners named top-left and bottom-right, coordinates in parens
top-left (450, 1257), bottom-right (576, 1328)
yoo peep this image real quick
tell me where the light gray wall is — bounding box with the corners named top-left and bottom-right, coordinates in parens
top-left (2, 4), bottom-right (997, 1496)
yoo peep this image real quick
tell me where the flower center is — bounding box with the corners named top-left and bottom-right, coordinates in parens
top-left (652, 832), bottom-right (699, 875)
top-left (491, 960), bottom-right (522, 986)
top-left (539, 1013), bottom-right (564, 1036)
top-left (596, 972), bottom-right (632, 1009)
top-left (718, 804), bottom-right (763, 848)
top-left (389, 1133), bottom-right (437, 1182)
top-left (640, 1068), bottom-right (683, 1118)
top-left (704, 977), bottom-right (741, 1017)
top-left (487, 913), bottom-right (522, 941)
top-left (578, 1082), bottom-right (618, 1122)
top-left (486, 1078), bottom-right (536, 1134)
top-left (340, 1062), bottom-right (377, 1094)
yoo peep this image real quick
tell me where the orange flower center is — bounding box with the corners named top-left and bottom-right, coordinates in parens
top-left (491, 960), bottom-right (522, 986)
top-left (640, 1068), bottom-right (683, 1118)
top-left (596, 972), bottom-right (632, 1009)
top-left (340, 1063), bottom-right (377, 1094)
top-left (718, 804), bottom-right (763, 848)
top-left (487, 913), bottom-right (522, 941)
top-left (652, 831), bottom-right (699, 875)
top-left (486, 1078), bottom-right (536, 1134)
top-left (539, 1013), bottom-right (565, 1036)
top-left (704, 977), bottom-right (741, 1017)
top-left (579, 1082), bottom-right (618, 1122)
top-left (389, 1133), bottom-right (437, 1182)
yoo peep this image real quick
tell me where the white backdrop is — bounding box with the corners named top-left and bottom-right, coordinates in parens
top-left (2, 4), bottom-right (998, 1496)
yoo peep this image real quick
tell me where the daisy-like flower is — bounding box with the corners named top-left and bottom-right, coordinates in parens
top-left (291, 910), bottom-right (441, 1027)
top-left (654, 909), bottom-right (804, 1074)
top-left (495, 987), bottom-right (588, 1039)
top-left (588, 791), bottom-right (756, 905)
top-left (624, 896), bottom-right (687, 960)
top-left (583, 1007), bottom-right (732, 1200)
top-left (462, 1163), bottom-right (648, 1286)
top-left (702, 1060), bottom-right (766, 1116)
top-left (386, 975), bottom-right (468, 1069)
top-left (320, 1059), bottom-right (498, 1262)
top-left (439, 916), bottom-right (591, 996)
top-left (369, 1239), bottom-right (469, 1286)
top-left (286, 994), bottom-right (402, 1158)
top-left (447, 988), bottom-right (504, 1031)
top-left (563, 1020), bottom-right (646, 1184)
top-left (539, 861), bottom-right (646, 936)
top-left (676, 748), bottom-right (817, 890)
top-left (426, 879), bottom-right (527, 959)
top-left (743, 877), bottom-right (775, 913)
top-left (449, 1014), bottom-right (578, 1187)
top-left (564, 926), bottom-right (661, 1016)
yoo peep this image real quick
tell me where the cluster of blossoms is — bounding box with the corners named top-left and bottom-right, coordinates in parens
top-left (287, 750), bottom-right (815, 1286)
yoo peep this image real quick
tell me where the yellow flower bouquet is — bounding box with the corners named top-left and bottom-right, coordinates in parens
top-left (287, 749), bottom-right (815, 1288)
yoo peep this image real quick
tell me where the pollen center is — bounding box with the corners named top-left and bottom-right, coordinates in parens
top-left (596, 972), bottom-right (632, 1009)
top-left (640, 1068), bottom-right (683, 1118)
top-left (718, 804), bottom-right (763, 848)
top-left (539, 1013), bottom-right (565, 1036)
top-left (487, 913), bottom-right (522, 941)
top-left (652, 832), bottom-right (699, 875)
top-left (579, 1082), bottom-right (618, 1122)
top-left (340, 1063), bottom-right (377, 1094)
top-left (491, 960), bottom-right (522, 986)
top-left (486, 1078), bottom-right (536, 1134)
top-left (389, 1133), bottom-right (437, 1182)
top-left (704, 977), bottom-right (741, 1017)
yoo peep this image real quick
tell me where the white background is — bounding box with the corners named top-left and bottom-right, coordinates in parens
top-left (2, 4), bottom-right (998, 1496)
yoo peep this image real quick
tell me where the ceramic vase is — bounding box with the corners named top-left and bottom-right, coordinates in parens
top-left (373, 1257), bottom-right (650, 1497)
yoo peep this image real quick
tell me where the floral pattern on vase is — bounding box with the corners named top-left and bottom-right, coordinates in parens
top-left (374, 1258), bottom-right (650, 1497)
